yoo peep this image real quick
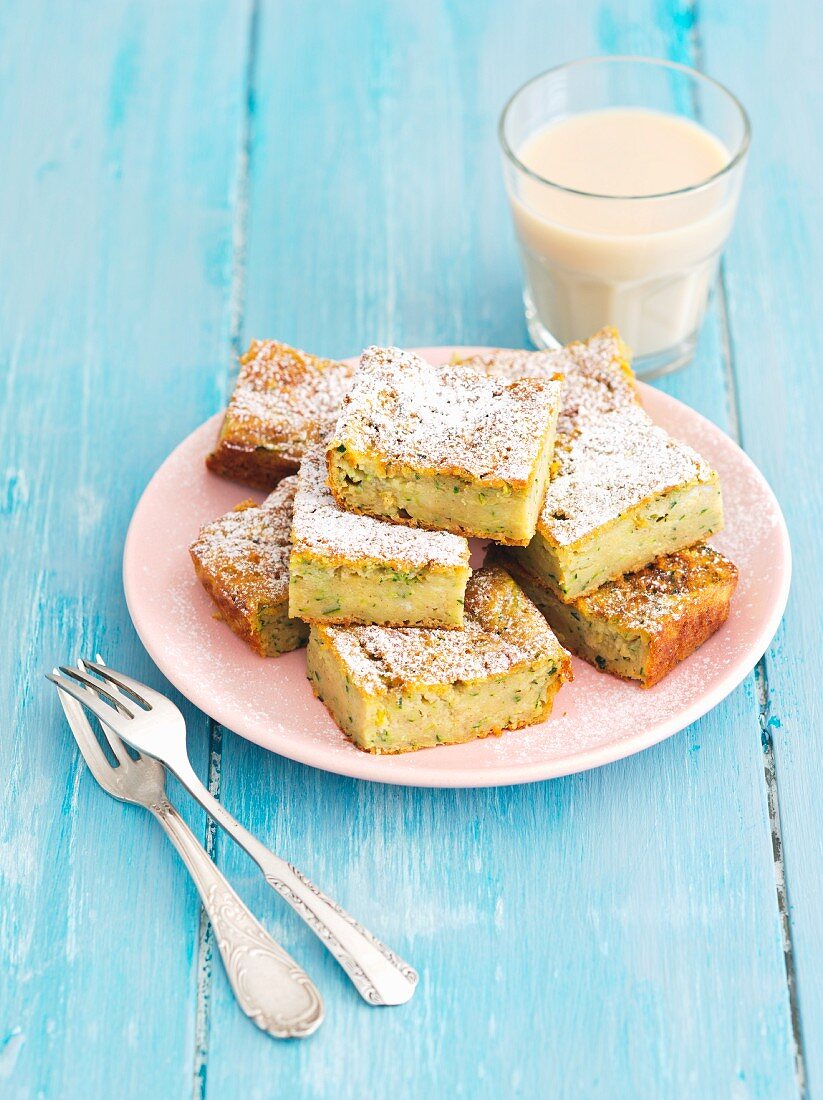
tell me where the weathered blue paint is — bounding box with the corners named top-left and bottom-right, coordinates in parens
top-left (0, 2), bottom-right (817, 1098)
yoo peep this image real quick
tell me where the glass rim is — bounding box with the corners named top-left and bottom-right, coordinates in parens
top-left (498, 55), bottom-right (751, 201)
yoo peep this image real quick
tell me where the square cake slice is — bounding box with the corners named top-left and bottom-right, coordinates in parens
top-left (306, 564), bottom-right (572, 754)
top-left (206, 340), bottom-right (355, 491)
top-left (482, 329), bottom-right (724, 600)
top-left (289, 444), bottom-right (470, 627)
top-left (326, 346), bottom-right (564, 545)
top-left (497, 545), bottom-right (738, 688)
top-left (189, 477), bottom-right (308, 656)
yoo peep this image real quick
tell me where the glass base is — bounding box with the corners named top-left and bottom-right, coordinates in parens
top-left (524, 295), bottom-right (699, 379)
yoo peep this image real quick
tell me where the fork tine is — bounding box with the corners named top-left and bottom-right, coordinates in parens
top-left (54, 674), bottom-right (115, 778)
top-left (81, 659), bottom-right (134, 767)
top-left (45, 673), bottom-right (130, 731)
top-left (57, 666), bottom-right (134, 718)
top-left (80, 659), bottom-right (164, 711)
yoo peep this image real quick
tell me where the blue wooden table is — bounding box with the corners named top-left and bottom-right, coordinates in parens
top-left (2, 2), bottom-right (820, 1097)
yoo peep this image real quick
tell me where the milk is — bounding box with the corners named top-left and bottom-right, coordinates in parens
top-left (508, 107), bottom-right (738, 359)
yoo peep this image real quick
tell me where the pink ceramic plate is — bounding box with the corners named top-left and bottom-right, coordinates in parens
top-left (123, 348), bottom-right (791, 788)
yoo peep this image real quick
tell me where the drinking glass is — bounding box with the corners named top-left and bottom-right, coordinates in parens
top-left (498, 57), bottom-right (750, 377)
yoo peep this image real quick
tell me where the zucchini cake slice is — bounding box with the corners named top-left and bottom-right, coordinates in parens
top-left (497, 545), bottom-right (738, 688)
top-left (206, 340), bottom-right (355, 491)
top-left (289, 444), bottom-right (470, 627)
top-left (485, 329), bottom-right (724, 600)
top-left (306, 564), bottom-right (572, 754)
top-left (190, 477), bottom-right (308, 657)
top-left (326, 346), bottom-right (563, 545)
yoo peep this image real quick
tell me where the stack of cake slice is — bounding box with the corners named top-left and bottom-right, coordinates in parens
top-left (288, 442), bottom-right (471, 628)
top-left (460, 329), bottom-right (738, 687)
top-left (325, 345), bottom-right (564, 544)
top-left (194, 339), bottom-right (573, 753)
top-left (191, 328), bottom-right (738, 753)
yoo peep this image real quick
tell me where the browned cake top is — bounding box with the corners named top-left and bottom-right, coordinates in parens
top-left (221, 341), bottom-right (355, 454)
top-left (464, 329), bottom-right (717, 546)
top-left (292, 445), bottom-right (469, 568)
top-left (577, 543), bottom-right (739, 632)
top-left (330, 347), bottom-right (563, 485)
top-left (189, 477), bottom-right (297, 607)
top-left (322, 565), bottom-right (568, 691)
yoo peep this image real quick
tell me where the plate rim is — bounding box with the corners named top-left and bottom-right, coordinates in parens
top-left (123, 347), bottom-right (792, 788)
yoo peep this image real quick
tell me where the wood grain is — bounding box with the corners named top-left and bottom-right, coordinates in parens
top-left (203, 2), bottom-right (799, 1097)
top-left (701, 2), bottom-right (823, 1092)
top-left (0, 0), bottom-right (816, 1097)
top-left (0, 2), bottom-right (252, 1096)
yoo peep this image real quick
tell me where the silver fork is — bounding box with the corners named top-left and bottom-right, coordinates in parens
top-left (52, 666), bottom-right (324, 1039)
top-left (48, 659), bottom-right (418, 1007)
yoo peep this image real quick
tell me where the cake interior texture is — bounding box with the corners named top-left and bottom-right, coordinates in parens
top-left (206, 340), bottom-right (354, 490)
top-left (289, 444), bottom-right (470, 627)
top-left (306, 565), bottom-right (573, 754)
top-left (189, 477), bottom-right (309, 657)
top-left (499, 544), bottom-right (739, 688)
top-left (467, 330), bottom-right (723, 598)
top-left (326, 346), bottom-right (563, 545)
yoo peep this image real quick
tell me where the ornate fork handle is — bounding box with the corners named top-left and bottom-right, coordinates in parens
top-left (151, 798), bottom-right (324, 1038)
top-left (264, 862), bottom-right (419, 1006)
top-left (171, 764), bottom-right (418, 1006)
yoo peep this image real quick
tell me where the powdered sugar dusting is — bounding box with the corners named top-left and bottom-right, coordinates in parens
top-left (568, 543), bottom-right (738, 632)
top-left (331, 347), bottom-right (563, 485)
top-left (128, 373), bottom-right (790, 784)
top-left (190, 476), bottom-right (297, 604)
top-left (544, 406), bottom-right (715, 545)
top-left (292, 444), bottom-right (469, 568)
top-left (224, 341), bottom-right (355, 453)
top-left (456, 347), bottom-right (558, 380)
top-left (322, 566), bottom-right (565, 692)
top-left (462, 331), bottom-right (717, 545)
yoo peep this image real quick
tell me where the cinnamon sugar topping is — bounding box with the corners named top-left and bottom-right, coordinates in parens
top-left (292, 445), bottom-right (469, 568)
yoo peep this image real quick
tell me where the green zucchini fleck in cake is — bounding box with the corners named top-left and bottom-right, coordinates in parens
top-left (326, 346), bottom-right (563, 545)
top-left (289, 444), bottom-right (470, 628)
top-left (306, 564), bottom-right (573, 754)
top-left (466, 329), bottom-right (724, 600)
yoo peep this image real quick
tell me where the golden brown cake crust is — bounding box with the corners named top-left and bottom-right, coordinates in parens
top-left (206, 340), bottom-right (354, 490)
top-left (627, 546), bottom-right (739, 687)
top-left (568, 543), bottom-right (738, 633)
top-left (496, 544), bottom-right (739, 688)
top-left (189, 477), bottom-right (306, 656)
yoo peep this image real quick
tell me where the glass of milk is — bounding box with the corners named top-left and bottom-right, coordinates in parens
top-left (499, 57), bottom-right (750, 377)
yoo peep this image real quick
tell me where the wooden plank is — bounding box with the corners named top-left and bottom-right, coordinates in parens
top-left (699, 1), bottom-right (823, 1092)
top-left (0, 2), bottom-right (251, 1096)
top-left (202, 2), bottom-right (798, 1096)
